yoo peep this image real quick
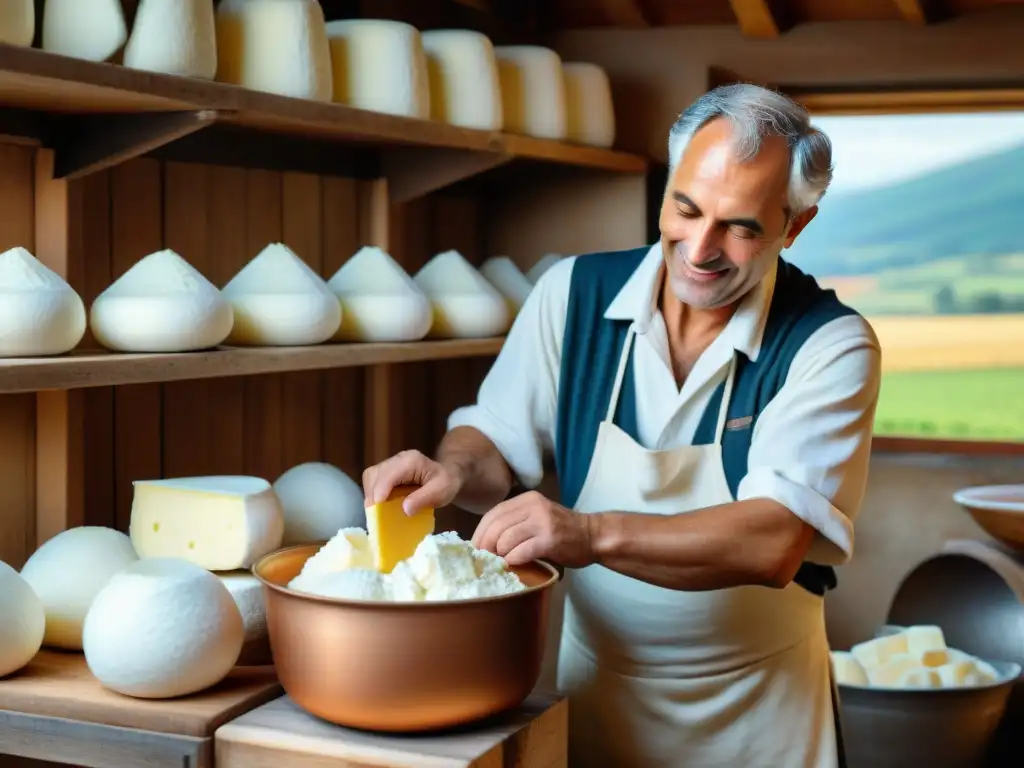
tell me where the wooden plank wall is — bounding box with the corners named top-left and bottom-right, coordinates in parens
top-left (0, 142), bottom-right (491, 570)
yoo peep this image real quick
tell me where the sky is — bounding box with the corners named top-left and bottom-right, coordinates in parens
top-left (811, 112), bottom-right (1024, 193)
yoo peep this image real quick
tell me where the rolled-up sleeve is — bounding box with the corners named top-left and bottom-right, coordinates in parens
top-left (447, 257), bottom-right (574, 490)
top-left (737, 314), bottom-right (882, 566)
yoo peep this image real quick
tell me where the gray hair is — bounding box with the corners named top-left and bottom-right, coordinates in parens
top-left (667, 83), bottom-right (833, 215)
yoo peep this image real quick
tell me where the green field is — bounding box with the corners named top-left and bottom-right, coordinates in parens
top-left (874, 367), bottom-right (1024, 441)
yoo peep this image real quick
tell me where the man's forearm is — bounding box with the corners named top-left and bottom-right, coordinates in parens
top-left (589, 498), bottom-right (816, 591)
top-left (436, 426), bottom-right (515, 514)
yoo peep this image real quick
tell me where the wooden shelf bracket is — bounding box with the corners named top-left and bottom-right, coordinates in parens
top-left (383, 146), bottom-right (513, 204)
top-left (47, 109), bottom-right (222, 180)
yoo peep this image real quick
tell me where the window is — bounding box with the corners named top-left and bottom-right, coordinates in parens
top-left (782, 90), bottom-right (1024, 451)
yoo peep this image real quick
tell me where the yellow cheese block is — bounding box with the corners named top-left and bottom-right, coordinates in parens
top-left (365, 485), bottom-right (435, 573)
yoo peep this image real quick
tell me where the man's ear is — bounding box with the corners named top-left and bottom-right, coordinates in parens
top-left (783, 205), bottom-right (818, 248)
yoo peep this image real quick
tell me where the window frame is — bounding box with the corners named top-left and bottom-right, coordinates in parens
top-left (782, 82), bottom-right (1024, 456)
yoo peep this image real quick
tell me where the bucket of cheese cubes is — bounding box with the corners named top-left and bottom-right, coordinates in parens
top-left (252, 485), bottom-right (560, 733)
top-left (831, 535), bottom-right (1024, 768)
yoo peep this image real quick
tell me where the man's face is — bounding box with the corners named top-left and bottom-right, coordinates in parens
top-left (658, 118), bottom-right (816, 310)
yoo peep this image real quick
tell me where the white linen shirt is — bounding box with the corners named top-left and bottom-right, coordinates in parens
top-left (448, 245), bottom-right (882, 566)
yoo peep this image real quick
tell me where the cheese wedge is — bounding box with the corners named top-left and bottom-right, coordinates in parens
top-left (129, 476), bottom-right (284, 571)
top-left (365, 485), bottom-right (435, 573)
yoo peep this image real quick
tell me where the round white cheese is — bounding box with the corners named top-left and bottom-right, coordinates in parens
top-left (84, 558), bottom-right (244, 698)
top-left (494, 46), bottom-right (568, 140)
top-left (414, 250), bottom-right (510, 339)
top-left (216, 0), bottom-right (333, 102)
top-left (326, 246), bottom-right (432, 343)
top-left (273, 462), bottom-right (367, 545)
top-left (123, 0), bottom-right (217, 79)
top-left (526, 253), bottom-right (563, 285)
top-left (421, 29), bottom-right (502, 129)
top-left (216, 571), bottom-right (271, 666)
top-left (90, 249), bottom-right (233, 353)
top-left (42, 0), bottom-right (127, 61)
top-left (223, 243), bottom-right (341, 346)
top-left (326, 19), bottom-right (430, 119)
top-left (480, 256), bottom-right (533, 315)
top-left (0, 559), bottom-right (45, 677)
top-left (0, 0), bottom-right (34, 47)
top-left (20, 526), bottom-right (138, 650)
top-left (563, 62), bottom-right (616, 149)
top-left (0, 246), bottom-right (86, 358)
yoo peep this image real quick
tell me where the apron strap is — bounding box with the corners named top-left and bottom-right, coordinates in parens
top-left (604, 324), bottom-right (637, 423)
top-left (712, 353), bottom-right (739, 445)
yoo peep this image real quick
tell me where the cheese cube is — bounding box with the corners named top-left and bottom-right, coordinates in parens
top-left (897, 667), bottom-right (943, 689)
top-left (904, 624), bottom-right (947, 655)
top-left (0, 0), bottom-right (34, 47)
top-left (421, 30), bottom-right (503, 130)
top-left (936, 659), bottom-right (980, 687)
top-left (851, 633), bottom-right (909, 669)
top-left (830, 651), bottom-right (868, 686)
top-left (42, 0), bottom-right (127, 62)
top-left (563, 62), bottom-right (616, 148)
top-left (216, 0), bottom-right (333, 102)
top-left (325, 19), bottom-right (430, 119)
top-left (129, 476), bottom-right (284, 571)
top-left (123, 0), bottom-right (217, 79)
top-left (365, 485), bottom-right (435, 573)
top-left (867, 653), bottom-right (920, 687)
top-left (494, 46), bottom-right (568, 140)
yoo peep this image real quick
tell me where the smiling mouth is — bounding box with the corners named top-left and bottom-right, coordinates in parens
top-left (679, 259), bottom-right (728, 283)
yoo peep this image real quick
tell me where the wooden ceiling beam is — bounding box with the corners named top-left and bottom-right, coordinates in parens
top-left (892, 0), bottom-right (945, 25)
top-left (727, 0), bottom-right (792, 39)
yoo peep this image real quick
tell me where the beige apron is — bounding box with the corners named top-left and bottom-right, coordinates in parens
top-left (556, 324), bottom-right (839, 768)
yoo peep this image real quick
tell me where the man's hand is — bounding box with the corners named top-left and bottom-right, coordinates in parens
top-left (472, 491), bottom-right (597, 568)
top-left (362, 450), bottom-right (464, 515)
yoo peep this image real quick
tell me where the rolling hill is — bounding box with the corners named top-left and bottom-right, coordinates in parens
top-left (785, 141), bottom-right (1024, 277)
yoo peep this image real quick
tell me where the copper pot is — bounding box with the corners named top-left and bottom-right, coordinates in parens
top-left (252, 543), bottom-right (561, 732)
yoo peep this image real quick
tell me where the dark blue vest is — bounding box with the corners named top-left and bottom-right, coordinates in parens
top-left (553, 246), bottom-right (860, 596)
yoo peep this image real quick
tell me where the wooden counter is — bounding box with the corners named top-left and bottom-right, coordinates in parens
top-left (215, 694), bottom-right (567, 768)
top-left (0, 651), bottom-right (281, 768)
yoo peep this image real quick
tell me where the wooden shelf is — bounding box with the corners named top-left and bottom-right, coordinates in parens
top-left (0, 43), bottom-right (648, 182)
top-left (0, 338), bottom-right (505, 394)
top-left (0, 651), bottom-right (281, 768)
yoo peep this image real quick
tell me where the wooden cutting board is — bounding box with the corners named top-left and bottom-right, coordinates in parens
top-left (215, 694), bottom-right (568, 768)
top-left (0, 650), bottom-right (282, 737)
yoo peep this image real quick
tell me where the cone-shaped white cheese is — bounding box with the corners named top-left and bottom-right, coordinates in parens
top-left (273, 462), bottom-right (367, 546)
top-left (90, 249), bottom-right (233, 353)
top-left (494, 46), bottom-right (567, 140)
top-left (129, 476), bottom-right (285, 571)
top-left (123, 0), bottom-right (217, 79)
top-left (0, 246), bottom-right (86, 358)
top-left (0, 559), bottom-right (45, 677)
top-left (414, 250), bottom-right (509, 339)
top-left (526, 253), bottom-right (563, 284)
top-left (563, 62), bottom-right (616, 148)
top-left (326, 19), bottom-right (430, 119)
top-left (421, 29), bottom-right (502, 130)
top-left (83, 558), bottom-right (244, 698)
top-left (326, 246), bottom-right (432, 343)
top-left (217, 571), bottom-right (270, 666)
top-left (0, 0), bottom-right (34, 47)
top-left (222, 243), bottom-right (341, 346)
top-left (216, 0), bottom-right (332, 102)
top-left (480, 256), bottom-right (533, 315)
top-left (19, 527), bottom-right (139, 651)
top-left (42, 0), bottom-right (127, 62)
